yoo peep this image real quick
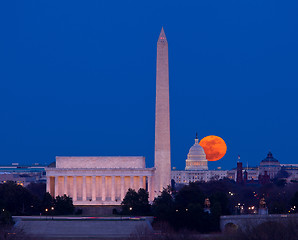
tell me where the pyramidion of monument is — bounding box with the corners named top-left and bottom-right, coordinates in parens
top-left (158, 27), bottom-right (167, 42)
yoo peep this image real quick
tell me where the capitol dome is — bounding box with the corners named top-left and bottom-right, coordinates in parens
top-left (188, 141), bottom-right (206, 157)
top-left (185, 134), bottom-right (208, 170)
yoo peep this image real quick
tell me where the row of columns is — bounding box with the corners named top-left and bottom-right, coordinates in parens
top-left (47, 175), bottom-right (152, 202)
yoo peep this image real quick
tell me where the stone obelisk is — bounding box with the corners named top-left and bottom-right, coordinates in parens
top-left (154, 27), bottom-right (171, 194)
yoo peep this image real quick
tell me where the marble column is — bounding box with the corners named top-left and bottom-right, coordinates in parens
top-left (73, 176), bottom-right (77, 201)
top-left (111, 176), bottom-right (115, 201)
top-left (82, 176), bottom-right (86, 201)
top-left (46, 176), bottom-right (50, 194)
top-left (139, 176), bottom-right (144, 190)
top-left (147, 176), bottom-right (152, 201)
top-left (102, 176), bottom-right (106, 201)
top-left (92, 176), bottom-right (96, 201)
top-left (64, 176), bottom-right (67, 195)
top-left (120, 176), bottom-right (125, 200)
top-left (130, 176), bottom-right (134, 189)
top-left (55, 176), bottom-right (58, 197)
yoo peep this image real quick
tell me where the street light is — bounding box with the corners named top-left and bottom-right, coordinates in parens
top-left (51, 207), bottom-right (54, 220)
top-left (45, 208), bottom-right (48, 220)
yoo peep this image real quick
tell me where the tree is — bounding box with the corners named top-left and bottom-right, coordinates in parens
top-left (121, 188), bottom-right (151, 216)
top-left (41, 192), bottom-right (55, 214)
top-left (174, 182), bottom-right (205, 208)
top-left (0, 181), bottom-right (40, 215)
top-left (26, 182), bottom-right (46, 200)
top-left (54, 195), bottom-right (74, 215)
top-left (152, 187), bottom-right (174, 222)
top-left (137, 188), bottom-right (151, 215)
top-left (121, 188), bottom-right (139, 215)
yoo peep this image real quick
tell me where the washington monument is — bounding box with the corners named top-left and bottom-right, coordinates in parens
top-left (154, 27), bottom-right (171, 194)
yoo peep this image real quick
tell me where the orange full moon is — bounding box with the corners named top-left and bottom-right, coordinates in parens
top-left (199, 135), bottom-right (227, 161)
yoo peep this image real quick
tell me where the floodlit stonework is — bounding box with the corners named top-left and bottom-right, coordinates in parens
top-left (172, 170), bottom-right (228, 183)
top-left (185, 135), bottom-right (208, 170)
top-left (154, 27), bottom-right (171, 194)
top-left (46, 157), bottom-right (155, 205)
top-left (56, 156), bottom-right (145, 169)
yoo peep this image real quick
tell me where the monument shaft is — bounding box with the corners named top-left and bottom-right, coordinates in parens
top-left (154, 28), bottom-right (171, 193)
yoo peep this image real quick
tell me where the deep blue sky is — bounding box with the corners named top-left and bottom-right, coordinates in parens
top-left (1, 1), bottom-right (298, 170)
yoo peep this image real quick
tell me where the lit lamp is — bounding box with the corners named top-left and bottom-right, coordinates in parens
top-left (129, 207), bottom-right (133, 218)
top-left (45, 208), bottom-right (48, 220)
top-left (51, 207), bottom-right (54, 220)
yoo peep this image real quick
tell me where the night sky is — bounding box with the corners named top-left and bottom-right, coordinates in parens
top-left (1, 1), bottom-right (298, 170)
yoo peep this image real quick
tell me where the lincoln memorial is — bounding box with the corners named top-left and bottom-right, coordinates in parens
top-left (46, 156), bottom-right (155, 205)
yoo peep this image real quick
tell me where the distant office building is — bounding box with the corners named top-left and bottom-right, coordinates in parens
top-left (0, 163), bottom-right (46, 186)
top-left (281, 164), bottom-right (298, 182)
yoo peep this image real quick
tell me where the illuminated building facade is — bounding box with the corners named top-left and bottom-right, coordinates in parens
top-left (46, 157), bottom-right (155, 205)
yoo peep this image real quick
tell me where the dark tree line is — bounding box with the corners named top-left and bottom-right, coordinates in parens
top-left (122, 178), bottom-right (298, 233)
top-left (0, 181), bottom-right (74, 218)
top-left (151, 184), bottom-right (230, 233)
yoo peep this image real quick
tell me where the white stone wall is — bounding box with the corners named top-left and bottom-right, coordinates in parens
top-left (56, 156), bottom-right (145, 169)
top-left (172, 170), bottom-right (228, 183)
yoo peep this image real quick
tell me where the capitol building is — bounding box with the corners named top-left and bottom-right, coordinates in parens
top-left (171, 135), bottom-right (227, 184)
top-left (172, 139), bottom-right (298, 185)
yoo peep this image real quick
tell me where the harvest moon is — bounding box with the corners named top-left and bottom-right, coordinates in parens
top-left (199, 135), bottom-right (227, 161)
